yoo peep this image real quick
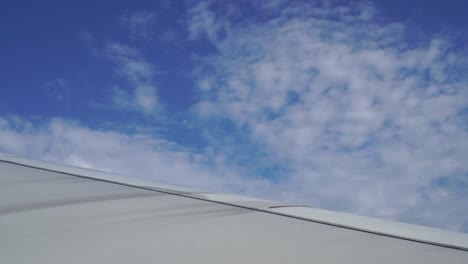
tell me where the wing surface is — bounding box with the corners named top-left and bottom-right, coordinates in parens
top-left (1, 153), bottom-right (467, 263)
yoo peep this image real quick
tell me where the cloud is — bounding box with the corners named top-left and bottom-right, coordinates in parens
top-left (0, 116), bottom-right (273, 196)
top-left (104, 42), bottom-right (160, 114)
top-left (191, 2), bottom-right (468, 230)
top-left (186, 1), bottom-right (231, 45)
top-left (120, 11), bottom-right (156, 39)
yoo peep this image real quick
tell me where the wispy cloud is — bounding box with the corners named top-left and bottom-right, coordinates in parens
top-left (120, 10), bottom-right (156, 39)
top-left (186, 1), bottom-right (231, 45)
top-left (191, 2), bottom-right (468, 230)
top-left (104, 42), bottom-right (161, 114)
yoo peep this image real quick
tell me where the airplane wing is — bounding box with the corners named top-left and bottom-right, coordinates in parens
top-left (1, 153), bottom-right (467, 263)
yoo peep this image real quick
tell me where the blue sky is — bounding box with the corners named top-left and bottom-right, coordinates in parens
top-left (1, 0), bottom-right (468, 232)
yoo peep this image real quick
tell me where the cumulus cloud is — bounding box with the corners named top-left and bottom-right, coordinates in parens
top-left (104, 42), bottom-right (160, 114)
top-left (191, 2), bottom-right (468, 230)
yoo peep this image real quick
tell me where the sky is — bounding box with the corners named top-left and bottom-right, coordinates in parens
top-left (1, 0), bottom-right (468, 232)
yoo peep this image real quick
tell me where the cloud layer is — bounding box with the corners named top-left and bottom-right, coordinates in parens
top-left (192, 2), bottom-right (468, 230)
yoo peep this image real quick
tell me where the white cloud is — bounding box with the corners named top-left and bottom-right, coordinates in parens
top-left (0, 116), bottom-right (273, 196)
top-left (104, 42), bottom-right (160, 114)
top-left (186, 1), bottom-right (231, 45)
top-left (191, 2), bottom-right (468, 230)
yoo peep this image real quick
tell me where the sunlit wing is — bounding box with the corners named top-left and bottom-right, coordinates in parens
top-left (1, 153), bottom-right (467, 263)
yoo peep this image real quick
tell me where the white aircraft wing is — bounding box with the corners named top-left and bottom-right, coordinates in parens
top-left (1, 153), bottom-right (467, 263)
